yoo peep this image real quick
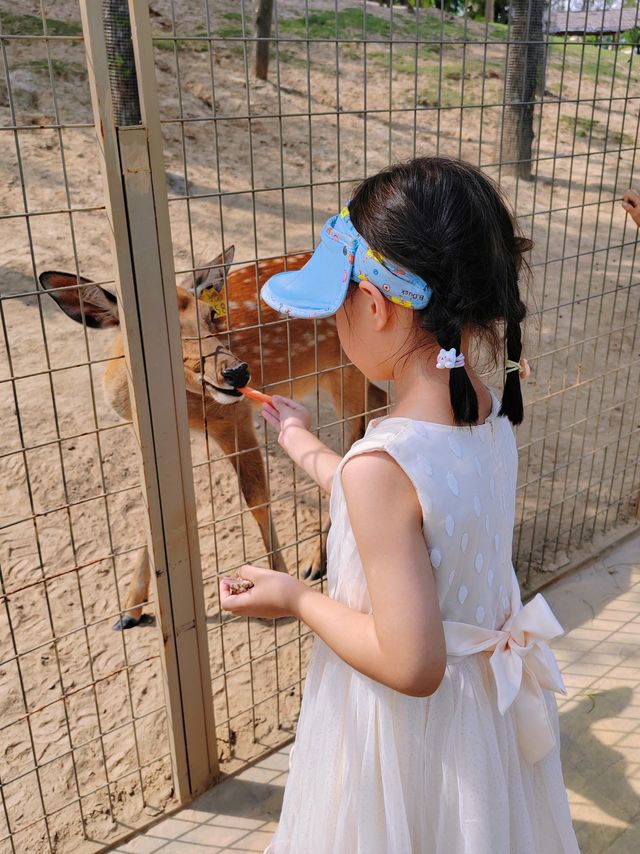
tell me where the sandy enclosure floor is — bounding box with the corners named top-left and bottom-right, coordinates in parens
top-left (1, 1), bottom-right (639, 851)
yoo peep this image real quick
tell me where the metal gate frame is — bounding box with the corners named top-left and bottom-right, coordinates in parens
top-left (78, 0), bottom-right (217, 800)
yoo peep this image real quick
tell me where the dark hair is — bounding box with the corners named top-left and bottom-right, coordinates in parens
top-left (348, 156), bottom-right (531, 426)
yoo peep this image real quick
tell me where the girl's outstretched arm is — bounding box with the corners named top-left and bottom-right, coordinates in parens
top-left (221, 451), bottom-right (447, 697)
top-left (262, 396), bottom-right (341, 494)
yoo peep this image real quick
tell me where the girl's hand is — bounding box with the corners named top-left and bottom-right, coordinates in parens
top-left (261, 395), bottom-right (312, 451)
top-left (219, 564), bottom-right (303, 619)
top-left (261, 395), bottom-right (339, 493)
top-left (622, 188), bottom-right (640, 228)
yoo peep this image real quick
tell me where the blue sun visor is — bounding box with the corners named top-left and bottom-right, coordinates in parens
top-left (260, 206), bottom-right (432, 319)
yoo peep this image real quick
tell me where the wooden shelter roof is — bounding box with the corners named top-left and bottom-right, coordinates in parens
top-left (547, 8), bottom-right (639, 36)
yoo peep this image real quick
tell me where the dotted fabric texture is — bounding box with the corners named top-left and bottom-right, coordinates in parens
top-left (266, 388), bottom-right (579, 854)
top-left (330, 388), bottom-right (518, 628)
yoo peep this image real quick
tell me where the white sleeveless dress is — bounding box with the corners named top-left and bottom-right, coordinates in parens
top-left (266, 389), bottom-right (579, 853)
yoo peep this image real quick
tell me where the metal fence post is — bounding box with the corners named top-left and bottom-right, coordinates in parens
top-left (78, 0), bottom-right (218, 799)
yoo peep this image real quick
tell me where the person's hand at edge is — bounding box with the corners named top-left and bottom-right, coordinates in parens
top-left (622, 188), bottom-right (640, 228)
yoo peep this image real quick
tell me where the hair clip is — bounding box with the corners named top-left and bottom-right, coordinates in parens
top-left (505, 358), bottom-right (531, 380)
top-left (436, 348), bottom-right (465, 369)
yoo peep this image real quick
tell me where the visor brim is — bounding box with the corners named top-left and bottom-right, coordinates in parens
top-left (261, 230), bottom-right (352, 319)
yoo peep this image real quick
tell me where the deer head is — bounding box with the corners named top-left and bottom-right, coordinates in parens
top-left (39, 247), bottom-right (252, 406)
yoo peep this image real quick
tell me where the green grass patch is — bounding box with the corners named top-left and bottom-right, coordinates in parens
top-left (548, 39), bottom-right (638, 83)
top-left (414, 57), bottom-right (503, 108)
top-left (389, 52), bottom-right (422, 75)
top-left (561, 115), bottom-right (597, 137)
top-left (561, 115), bottom-right (635, 147)
top-left (397, 14), bottom-right (507, 45)
top-left (153, 38), bottom-right (175, 51)
top-left (369, 44), bottom-right (442, 74)
top-left (15, 59), bottom-right (86, 78)
top-left (276, 8), bottom-right (507, 47)
top-left (406, 14), bottom-right (468, 43)
top-left (0, 12), bottom-right (82, 36)
top-left (217, 12), bottom-right (244, 39)
top-left (489, 23), bottom-right (509, 42)
top-left (417, 84), bottom-right (460, 109)
top-left (607, 129), bottom-right (635, 147)
top-left (279, 8), bottom-right (391, 40)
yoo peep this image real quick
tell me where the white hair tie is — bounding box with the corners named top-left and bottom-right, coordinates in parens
top-left (436, 348), bottom-right (465, 370)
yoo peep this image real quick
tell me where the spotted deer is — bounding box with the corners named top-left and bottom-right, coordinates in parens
top-left (40, 250), bottom-right (387, 629)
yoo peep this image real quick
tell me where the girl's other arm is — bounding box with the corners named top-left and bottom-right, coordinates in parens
top-left (221, 451), bottom-right (447, 697)
top-left (262, 396), bottom-right (341, 494)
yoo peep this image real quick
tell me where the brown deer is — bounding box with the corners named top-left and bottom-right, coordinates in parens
top-left (40, 250), bottom-right (387, 629)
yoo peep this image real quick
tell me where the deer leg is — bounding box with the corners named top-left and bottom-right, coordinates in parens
top-left (213, 420), bottom-right (286, 573)
top-left (113, 546), bottom-right (152, 630)
top-left (303, 371), bottom-right (389, 580)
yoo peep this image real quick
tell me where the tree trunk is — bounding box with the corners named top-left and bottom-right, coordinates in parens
top-left (255, 0), bottom-right (274, 81)
top-left (485, 0), bottom-right (495, 25)
top-left (501, 0), bottom-right (545, 180)
top-left (102, 0), bottom-right (141, 126)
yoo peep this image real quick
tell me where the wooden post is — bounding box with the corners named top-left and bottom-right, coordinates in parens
top-left (79, 0), bottom-right (218, 800)
top-left (255, 0), bottom-right (274, 80)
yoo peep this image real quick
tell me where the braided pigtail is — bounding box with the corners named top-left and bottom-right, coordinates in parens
top-left (499, 299), bottom-right (526, 425)
top-left (433, 306), bottom-right (479, 426)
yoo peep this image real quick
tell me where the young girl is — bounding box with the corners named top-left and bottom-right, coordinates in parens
top-left (220, 158), bottom-right (579, 853)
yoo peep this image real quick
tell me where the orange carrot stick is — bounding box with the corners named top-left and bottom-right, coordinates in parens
top-left (238, 386), bottom-right (273, 405)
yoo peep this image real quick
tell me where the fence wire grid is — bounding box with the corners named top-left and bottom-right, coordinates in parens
top-left (1, 0), bottom-right (639, 851)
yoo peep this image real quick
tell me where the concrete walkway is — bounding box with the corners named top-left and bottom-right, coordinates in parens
top-left (115, 531), bottom-right (640, 854)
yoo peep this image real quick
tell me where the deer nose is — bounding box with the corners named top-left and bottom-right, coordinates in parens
top-left (222, 363), bottom-right (250, 388)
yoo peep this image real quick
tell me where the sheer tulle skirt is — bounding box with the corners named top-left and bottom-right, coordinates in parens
top-left (265, 638), bottom-right (578, 854)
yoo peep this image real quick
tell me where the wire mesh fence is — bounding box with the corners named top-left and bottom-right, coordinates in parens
top-left (1, 1), bottom-right (639, 851)
top-left (0, 4), bottom-right (176, 851)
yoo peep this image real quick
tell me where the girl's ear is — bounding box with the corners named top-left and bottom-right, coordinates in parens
top-left (357, 280), bottom-right (391, 330)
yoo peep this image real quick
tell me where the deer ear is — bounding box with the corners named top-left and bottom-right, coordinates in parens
top-left (39, 271), bottom-right (120, 329)
top-left (193, 246), bottom-right (235, 298)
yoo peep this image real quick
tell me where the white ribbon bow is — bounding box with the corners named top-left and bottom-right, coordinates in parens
top-left (443, 594), bottom-right (566, 764)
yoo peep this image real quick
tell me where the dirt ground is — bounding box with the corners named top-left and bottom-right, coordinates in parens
top-left (1, 1), bottom-right (639, 851)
